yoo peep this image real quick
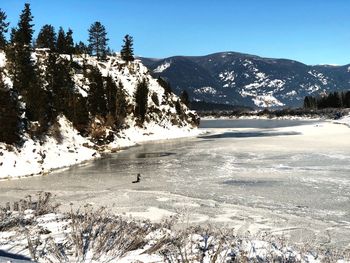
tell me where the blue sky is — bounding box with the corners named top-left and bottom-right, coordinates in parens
top-left (1, 0), bottom-right (349, 65)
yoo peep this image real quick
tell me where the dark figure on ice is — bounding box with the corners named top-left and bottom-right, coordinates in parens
top-left (132, 173), bottom-right (141, 183)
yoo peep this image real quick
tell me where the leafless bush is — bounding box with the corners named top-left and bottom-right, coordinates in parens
top-left (48, 120), bottom-right (63, 144)
top-left (42, 206), bottom-right (155, 262)
top-left (0, 192), bottom-right (59, 231)
top-left (88, 117), bottom-right (107, 141)
top-left (1, 195), bottom-right (350, 262)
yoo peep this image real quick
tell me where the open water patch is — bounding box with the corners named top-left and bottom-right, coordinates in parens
top-left (135, 152), bottom-right (176, 158)
top-left (199, 131), bottom-right (301, 139)
top-left (223, 179), bottom-right (280, 187)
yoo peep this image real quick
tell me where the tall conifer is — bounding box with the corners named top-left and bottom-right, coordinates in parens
top-left (88, 21), bottom-right (109, 60)
top-left (120, 34), bottom-right (134, 62)
top-left (36, 24), bottom-right (56, 50)
top-left (0, 8), bottom-right (9, 49)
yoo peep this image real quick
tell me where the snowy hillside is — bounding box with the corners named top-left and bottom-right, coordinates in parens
top-left (141, 52), bottom-right (350, 108)
top-left (0, 51), bottom-right (200, 179)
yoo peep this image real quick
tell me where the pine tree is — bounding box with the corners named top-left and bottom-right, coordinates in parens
top-left (68, 93), bottom-right (89, 132)
top-left (134, 78), bottom-right (149, 124)
top-left (88, 21), bottom-right (109, 60)
top-left (115, 81), bottom-right (127, 129)
top-left (56, 27), bottom-right (66, 53)
top-left (75, 41), bottom-right (88, 55)
top-left (345, 91), bottom-right (350, 108)
top-left (44, 53), bottom-right (75, 122)
top-left (0, 72), bottom-right (21, 144)
top-left (36, 24), bottom-right (56, 50)
top-left (87, 66), bottom-right (107, 116)
top-left (13, 3), bottom-right (34, 47)
top-left (180, 90), bottom-right (190, 108)
top-left (105, 75), bottom-right (117, 117)
top-left (7, 3), bottom-right (35, 94)
top-left (120, 34), bottom-right (134, 62)
top-left (157, 76), bottom-right (172, 94)
top-left (65, 28), bottom-right (74, 58)
top-left (6, 3), bottom-right (47, 133)
top-left (0, 8), bottom-right (9, 49)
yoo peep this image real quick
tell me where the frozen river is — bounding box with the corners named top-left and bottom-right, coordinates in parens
top-left (1, 119), bottom-right (350, 248)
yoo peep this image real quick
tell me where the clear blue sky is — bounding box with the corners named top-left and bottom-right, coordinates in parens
top-left (1, 0), bottom-right (349, 65)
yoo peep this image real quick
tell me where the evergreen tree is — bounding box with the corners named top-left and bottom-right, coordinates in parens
top-left (36, 24), bottom-right (56, 50)
top-left (87, 66), bottom-right (107, 116)
top-left (68, 93), bottom-right (89, 132)
top-left (180, 89), bottom-right (190, 107)
top-left (157, 76), bottom-right (172, 94)
top-left (134, 78), bottom-right (149, 124)
top-left (105, 75), bottom-right (117, 117)
top-left (115, 81), bottom-right (127, 129)
top-left (175, 99), bottom-right (183, 116)
top-left (65, 28), bottom-right (74, 58)
top-left (75, 41), bottom-right (88, 55)
top-left (345, 91), bottom-right (350, 108)
top-left (6, 3), bottom-right (47, 133)
top-left (0, 8), bottom-right (9, 49)
top-left (0, 72), bottom-right (21, 144)
top-left (303, 95), bottom-right (316, 109)
top-left (44, 53), bottom-right (75, 121)
top-left (120, 34), bottom-right (134, 62)
top-left (88, 21), bottom-right (109, 60)
top-left (7, 3), bottom-right (35, 95)
top-left (13, 3), bottom-right (34, 47)
top-left (56, 27), bottom-right (66, 53)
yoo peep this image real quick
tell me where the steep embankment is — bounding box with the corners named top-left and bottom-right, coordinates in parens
top-left (0, 51), bottom-right (200, 179)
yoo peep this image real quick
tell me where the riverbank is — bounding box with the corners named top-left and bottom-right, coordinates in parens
top-left (198, 108), bottom-right (350, 121)
top-left (0, 115), bottom-right (201, 180)
top-left (0, 194), bottom-right (348, 263)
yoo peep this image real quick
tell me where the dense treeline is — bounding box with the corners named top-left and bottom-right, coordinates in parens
top-left (0, 3), bottom-right (147, 145)
top-left (304, 91), bottom-right (350, 109)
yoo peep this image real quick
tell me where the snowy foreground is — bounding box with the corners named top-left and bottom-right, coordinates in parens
top-left (0, 193), bottom-right (349, 263)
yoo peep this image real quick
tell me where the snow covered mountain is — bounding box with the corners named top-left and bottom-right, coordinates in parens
top-left (0, 51), bottom-right (199, 179)
top-left (141, 52), bottom-right (350, 108)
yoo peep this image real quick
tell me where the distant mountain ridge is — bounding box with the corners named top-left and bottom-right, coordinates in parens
top-left (140, 52), bottom-right (350, 108)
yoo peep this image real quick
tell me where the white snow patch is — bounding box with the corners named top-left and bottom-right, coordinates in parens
top-left (285, 90), bottom-right (297, 97)
top-left (308, 70), bottom-right (328, 85)
top-left (252, 94), bottom-right (285, 108)
top-left (219, 70), bottom-right (235, 82)
top-left (194, 86), bottom-right (217, 95)
top-left (153, 61), bottom-right (171, 73)
top-left (256, 72), bottom-right (267, 81)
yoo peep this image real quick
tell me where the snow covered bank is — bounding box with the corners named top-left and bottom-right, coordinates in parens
top-left (1, 196), bottom-right (348, 263)
top-left (0, 116), bottom-right (200, 180)
top-left (334, 114), bottom-right (350, 128)
top-left (0, 116), bottom-right (98, 179)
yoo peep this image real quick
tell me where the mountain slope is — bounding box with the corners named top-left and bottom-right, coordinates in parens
top-left (141, 52), bottom-right (350, 108)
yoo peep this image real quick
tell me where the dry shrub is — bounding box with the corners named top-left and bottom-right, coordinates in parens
top-left (1, 194), bottom-right (350, 263)
top-left (88, 116), bottom-right (107, 142)
top-left (48, 120), bottom-right (63, 144)
top-left (0, 192), bottom-right (60, 232)
top-left (44, 207), bottom-right (154, 262)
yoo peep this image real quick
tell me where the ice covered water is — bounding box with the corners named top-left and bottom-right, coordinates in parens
top-left (1, 119), bottom-right (350, 248)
